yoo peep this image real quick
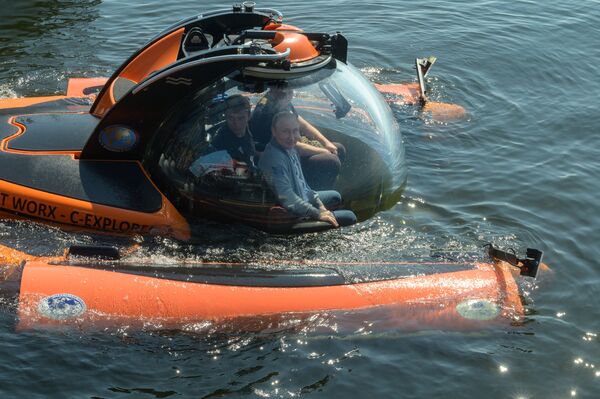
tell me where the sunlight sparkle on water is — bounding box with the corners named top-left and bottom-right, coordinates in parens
top-left (583, 332), bottom-right (597, 341)
top-left (499, 365), bottom-right (508, 373)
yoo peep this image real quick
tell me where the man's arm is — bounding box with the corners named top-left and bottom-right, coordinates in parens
top-left (269, 166), bottom-right (338, 227)
top-left (261, 156), bottom-right (320, 219)
top-left (295, 141), bottom-right (331, 157)
top-left (297, 116), bottom-right (338, 155)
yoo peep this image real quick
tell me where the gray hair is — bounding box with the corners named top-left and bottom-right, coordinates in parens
top-left (271, 111), bottom-right (298, 131)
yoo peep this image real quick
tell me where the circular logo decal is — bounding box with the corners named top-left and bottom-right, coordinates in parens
top-left (38, 293), bottom-right (87, 320)
top-left (99, 125), bottom-right (138, 152)
top-left (456, 299), bottom-right (500, 321)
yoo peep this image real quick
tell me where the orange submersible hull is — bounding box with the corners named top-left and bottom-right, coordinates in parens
top-left (0, 244), bottom-right (542, 331)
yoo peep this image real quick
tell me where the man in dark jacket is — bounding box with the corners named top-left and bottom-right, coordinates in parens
top-left (212, 94), bottom-right (257, 167)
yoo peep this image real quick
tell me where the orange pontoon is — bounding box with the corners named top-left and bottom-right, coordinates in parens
top-left (0, 244), bottom-right (542, 331)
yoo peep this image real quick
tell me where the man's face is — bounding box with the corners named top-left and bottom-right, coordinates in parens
top-left (225, 108), bottom-right (250, 137)
top-left (272, 116), bottom-right (300, 150)
top-left (271, 88), bottom-right (294, 108)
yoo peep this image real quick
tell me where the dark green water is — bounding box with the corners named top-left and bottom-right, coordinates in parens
top-left (1, 0), bottom-right (599, 397)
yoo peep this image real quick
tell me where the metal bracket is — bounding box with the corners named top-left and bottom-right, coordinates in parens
top-left (415, 56), bottom-right (437, 102)
top-left (484, 243), bottom-right (543, 278)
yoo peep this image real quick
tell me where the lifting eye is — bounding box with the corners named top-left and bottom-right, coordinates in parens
top-left (183, 27), bottom-right (211, 55)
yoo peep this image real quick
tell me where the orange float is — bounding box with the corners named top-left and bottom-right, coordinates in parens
top-left (0, 243), bottom-right (542, 331)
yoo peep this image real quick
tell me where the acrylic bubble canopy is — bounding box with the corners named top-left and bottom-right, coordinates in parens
top-left (145, 60), bottom-right (406, 231)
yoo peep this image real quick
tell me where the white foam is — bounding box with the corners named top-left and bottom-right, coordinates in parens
top-left (0, 85), bottom-right (18, 99)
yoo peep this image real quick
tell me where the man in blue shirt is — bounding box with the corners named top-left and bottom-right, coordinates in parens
top-left (259, 111), bottom-right (356, 228)
top-left (250, 86), bottom-right (346, 190)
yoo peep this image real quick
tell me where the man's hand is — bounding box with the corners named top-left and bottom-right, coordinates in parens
top-left (324, 141), bottom-right (338, 155)
top-left (318, 209), bottom-right (339, 227)
top-left (298, 116), bottom-right (338, 155)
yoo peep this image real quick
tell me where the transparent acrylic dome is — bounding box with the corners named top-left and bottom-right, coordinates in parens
top-left (146, 60), bottom-right (406, 231)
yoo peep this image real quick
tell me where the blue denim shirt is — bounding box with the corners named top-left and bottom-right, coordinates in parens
top-left (258, 140), bottom-right (323, 219)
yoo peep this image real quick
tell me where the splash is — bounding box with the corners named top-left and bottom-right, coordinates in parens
top-left (0, 84), bottom-right (17, 99)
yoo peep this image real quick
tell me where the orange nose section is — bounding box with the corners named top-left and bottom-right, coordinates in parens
top-left (265, 23), bottom-right (320, 63)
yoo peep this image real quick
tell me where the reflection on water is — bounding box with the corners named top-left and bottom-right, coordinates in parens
top-left (0, 0), bottom-right (102, 94)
